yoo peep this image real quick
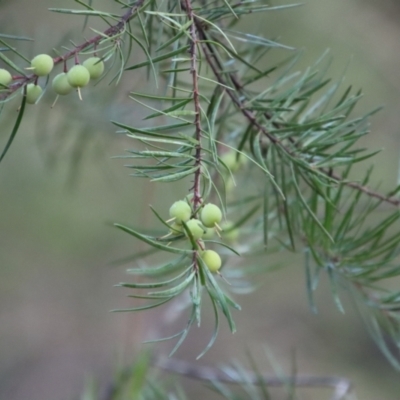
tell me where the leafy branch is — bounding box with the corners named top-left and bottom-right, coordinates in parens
top-left (1, 0), bottom-right (400, 389)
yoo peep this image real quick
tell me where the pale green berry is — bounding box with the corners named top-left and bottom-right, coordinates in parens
top-left (52, 73), bottom-right (73, 95)
top-left (203, 227), bottom-right (215, 240)
top-left (31, 54), bottom-right (54, 76)
top-left (83, 57), bottom-right (104, 80)
top-left (202, 250), bottom-right (222, 273)
top-left (169, 200), bottom-right (191, 224)
top-left (25, 83), bottom-right (42, 104)
top-left (67, 65), bottom-right (90, 88)
top-left (201, 203), bottom-right (222, 228)
top-left (185, 219), bottom-right (205, 240)
top-left (221, 221), bottom-right (239, 242)
top-left (169, 222), bottom-right (183, 235)
top-left (0, 69), bottom-right (12, 86)
top-left (221, 151), bottom-right (246, 173)
top-left (225, 176), bottom-right (235, 193)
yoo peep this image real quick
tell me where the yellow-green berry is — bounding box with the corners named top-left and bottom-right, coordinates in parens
top-left (201, 203), bottom-right (222, 228)
top-left (202, 250), bottom-right (222, 273)
top-left (52, 73), bottom-right (73, 95)
top-left (221, 221), bottom-right (239, 242)
top-left (170, 222), bottom-right (183, 235)
top-left (169, 200), bottom-right (191, 224)
top-left (203, 227), bottom-right (215, 240)
top-left (25, 83), bottom-right (42, 104)
top-left (221, 151), bottom-right (246, 173)
top-left (67, 65), bottom-right (90, 88)
top-left (83, 57), bottom-right (104, 80)
top-left (0, 69), bottom-right (12, 86)
top-left (31, 54), bottom-right (54, 76)
top-left (185, 219), bottom-right (205, 240)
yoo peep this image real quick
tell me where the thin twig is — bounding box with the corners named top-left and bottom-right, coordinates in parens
top-left (155, 357), bottom-right (353, 400)
top-left (183, 0), bottom-right (203, 209)
top-left (182, 0), bottom-right (204, 273)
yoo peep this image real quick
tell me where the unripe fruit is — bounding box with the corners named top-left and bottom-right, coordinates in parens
top-left (169, 200), bottom-right (191, 224)
top-left (203, 227), bottom-right (215, 240)
top-left (221, 151), bottom-right (246, 173)
top-left (31, 54), bottom-right (54, 76)
top-left (185, 219), bottom-right (205, 240)
top-left (221, 221), bottom-right (239, 242)
top-left (67, 65), bottom-right (90, 88)
top-left (201, 203), bottom-right (222, 228)
top-left (52, 73), bottom-right (73, 95)
top-left (25, 83), bottom-right (42, 104)
top-left (83, 57), bottom-right (104, 80)
top-left (169, 222), bottom-right (183, 235)
top-left (202, 250), bottom-right (222, 273)
top-left (0, 68), bottom-right (12, 86)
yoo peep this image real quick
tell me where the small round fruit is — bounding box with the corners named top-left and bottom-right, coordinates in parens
top-left (169, 222), bottom-right (183, 235)
top-left (31, 54), bottom-right (54, 76)
top-left (202, 250), bottom-right (222, 273)
top-left (221, 151), bottom-right (246, 173)
top-left (0, 68), bottom-right (12, 86)
top-left (201, 203), bottom-right (222, 228)
top-left (52, 73), bottom-right (73, 95)
top-left (185, 219), bottom-right (205, 240)
top-left (203, 227), bottom-right (215, 240)
top-left (67, 65), bottom-right (90, 88)
top-left (25, 83), bottom-right (42, 104)
top-left (221, 221), bottom-right (239, 242)
top-left (83, 57), bottom-right (104, 80)
top-left (169, 200), bottom-right (191, 224)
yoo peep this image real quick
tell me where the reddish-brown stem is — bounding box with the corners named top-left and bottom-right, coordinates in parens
top-left (0, 0), bottom-right (144, 101)
top-left (182, 0), bottom-right (204, 270)
top-left (183, 0), bottom-right (203, 209)
top-left (195, 23), bottom-right (400, 208)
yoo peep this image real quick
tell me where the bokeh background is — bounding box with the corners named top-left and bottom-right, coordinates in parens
top-left (1, 0), bottom-right (400, 399)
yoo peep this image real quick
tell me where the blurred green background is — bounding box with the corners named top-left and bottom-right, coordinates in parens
top-left (1, 0), bottom-right (400, 399)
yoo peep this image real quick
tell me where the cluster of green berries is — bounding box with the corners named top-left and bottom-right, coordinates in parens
top-left (168, 199), bottom-right (224, 273)
top-left (0, 53), bottom-right (105, 104)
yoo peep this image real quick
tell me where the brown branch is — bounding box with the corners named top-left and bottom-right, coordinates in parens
top-left (182, 0), bottom-right (203, 209)
top-left (195, 21), bottom-right (400, 208)
top-left (155, 357), bottom-right (353, 400)
top-left (0, 0), bottom-right (145, 101)
top-left (182, 0), bottom-right (204, 274)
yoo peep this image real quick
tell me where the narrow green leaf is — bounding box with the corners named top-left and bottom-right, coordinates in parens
top-left (125, 46), bottom-right (190, 70)
top-left (114, 223), bottom-right (192, 254)
top-left (0, 93), bottom-right (26, 163)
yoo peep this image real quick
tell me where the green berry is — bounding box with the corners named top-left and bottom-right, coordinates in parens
top-left (185, 219), bottom-right (205, 240)
top-left (67, 65), bottom-right (90, 88)
top-left (52, 73), bottom-right (73, 95)
top-left (221, 151), bottom-right (246, 173)
top-left (203, 227), bottom-right (215, 240)
top-left (25, 83), bottom-right (42, 104)
top-left (83, 57), bottom-right (104, 80)
top-left (201, 203), bottom-right (222, 228)
top-left (221, 221), bottom-right (239, 242)
top-left (202, 250), bottom-right (222, 273)
top-left (170, 222), bottom-right (183, 235)
top-left (169, 200), bottom-right (191, 224)
top-left (0, 68), bottom-right (12, 86)
top-left (31, 54), bottom-right (54, 76)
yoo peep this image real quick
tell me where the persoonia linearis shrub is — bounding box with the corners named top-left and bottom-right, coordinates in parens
top-left (1, 1), bottom-right (400, 398)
